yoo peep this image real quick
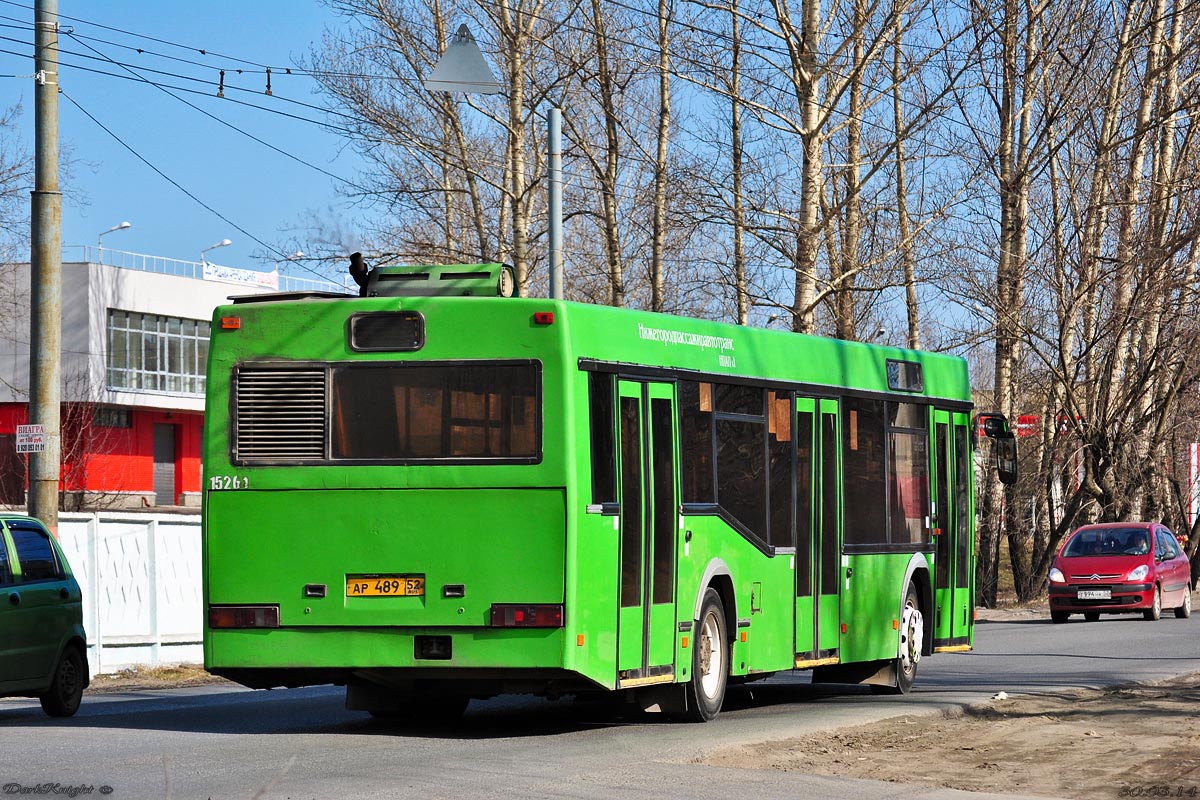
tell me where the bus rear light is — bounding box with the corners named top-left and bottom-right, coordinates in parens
top-left (533, 312), bottom-right (555, 325)
top-left (220, 316), bottom-right (242, 330)
top-left (490, 604), bottom-right (564, 628)
top-left (209, 605), bottom-right (279, 629)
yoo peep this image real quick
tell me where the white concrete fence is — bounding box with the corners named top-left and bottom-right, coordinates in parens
top-left (57, 511), bottom-right (203, 676)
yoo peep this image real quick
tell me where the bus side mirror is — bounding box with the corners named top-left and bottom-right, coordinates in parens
top-left (973, 412), bottom-right (1010, 446)
top-left (995, 432), bottom-right (1018, 485)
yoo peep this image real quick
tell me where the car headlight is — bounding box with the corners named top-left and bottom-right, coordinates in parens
top-left (1049, 567), bottom-right (1066, 584)
top-left (1127, 564), bottom-right (1149, 582)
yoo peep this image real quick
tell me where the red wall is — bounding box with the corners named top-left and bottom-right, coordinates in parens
top-left (0, 402), bottom-right (202, 501)
top-left (0, 404), bottom-right (27, 431)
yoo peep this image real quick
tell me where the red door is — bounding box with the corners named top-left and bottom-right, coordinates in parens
top-left (1157, 528), bottom-right (1189, 607)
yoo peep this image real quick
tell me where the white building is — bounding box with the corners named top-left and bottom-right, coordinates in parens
top-left (0, 248), bottom-right (342, 509)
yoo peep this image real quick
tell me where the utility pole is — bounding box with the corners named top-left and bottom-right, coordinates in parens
top-left (29, 0), bottom-right (61, 532)
top-left (548, 108), bottom-right (563, 300)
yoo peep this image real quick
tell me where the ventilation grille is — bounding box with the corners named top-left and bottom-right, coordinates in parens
top-left (234, 368), bottom-right (326, 462)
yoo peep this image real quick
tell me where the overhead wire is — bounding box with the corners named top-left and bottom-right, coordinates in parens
top-left (0, 0), bottom-right (988, 148)
top-left (63, 31), bottom-right (373, 196)
top-left (0, 32), bottom-right (380, 131)
top-left (0, 0), bottom-right (272, 69)
top-left (0, 44), bottom-right (376, 142)
top-left (0, 46), bottom-right (965, 207)
top-left (58, 88), bottom-right (350, 279)
top-left (0, 0), bottom-right (991, 84)
top-left (0, 0), bottom-right (1000, 264)
top-left (0, 40), bottom-right (677, 198)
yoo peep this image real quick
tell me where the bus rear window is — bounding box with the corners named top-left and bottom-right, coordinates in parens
top-left (331, 362), bottom-right (540, 461)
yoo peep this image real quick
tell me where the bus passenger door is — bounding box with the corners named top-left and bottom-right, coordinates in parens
top-left (796, 397), bottom-right (841, 666)
top-left (932, 410), bottom-right (973, 650)
top-left (952, 414), bottom-right (974, 645)
top-left (616, 380), bottom-right (679, 684)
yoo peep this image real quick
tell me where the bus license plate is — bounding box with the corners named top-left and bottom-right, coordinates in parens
top-left (1076, 589), bottom-right (1111, 600)
top-left (346, 575), bottom-right (425, 597)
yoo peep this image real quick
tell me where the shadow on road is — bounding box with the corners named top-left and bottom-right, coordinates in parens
top-left (0, 676), bottom-right (884, 740)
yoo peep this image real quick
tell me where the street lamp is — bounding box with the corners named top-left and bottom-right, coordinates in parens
top-left (200, 238), bottom-right (233, 266)
top-left (425, 26), bottom-right (565, 299)
top-left (97, 221), bottom-right (131, 258)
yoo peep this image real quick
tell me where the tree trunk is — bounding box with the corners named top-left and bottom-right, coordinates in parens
top-left (650, 0), bottom-right (672, 312)
top-left (730, 0), bottom-right (749, 325)
top-left (590, 0), bottom-right (625, 307)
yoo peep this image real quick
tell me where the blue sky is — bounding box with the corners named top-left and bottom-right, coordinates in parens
top-left (1, 0), bottom-right (369, 282)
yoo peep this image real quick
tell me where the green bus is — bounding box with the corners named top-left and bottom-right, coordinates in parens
top-left (202, 262), bottom-right (1016, 722)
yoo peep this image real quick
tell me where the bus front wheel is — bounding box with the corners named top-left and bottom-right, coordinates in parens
top-left (684, 588), bottom-right (728, 722)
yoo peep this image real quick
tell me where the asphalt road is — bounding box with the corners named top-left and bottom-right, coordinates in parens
top-left (2, 609), bottom-right (1198, 800)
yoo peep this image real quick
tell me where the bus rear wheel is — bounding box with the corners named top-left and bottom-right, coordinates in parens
top-left (684, 588), bottom-right (728, 722)
top-left (874, 584), bottom-right (922, 696)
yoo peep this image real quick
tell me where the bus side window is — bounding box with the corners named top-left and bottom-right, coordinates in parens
top-left (679, 381), bottom-right (715, 504)
top-left (589, 372), bottom-right (617, 504)
top-left (843, 398), bottom-right (887, 545)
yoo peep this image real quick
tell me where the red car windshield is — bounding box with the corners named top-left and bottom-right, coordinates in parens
top-left (1063, 528), bottom-right (1151, 557)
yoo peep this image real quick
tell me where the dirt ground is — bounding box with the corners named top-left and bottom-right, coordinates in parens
top-left (704, 671), bottom-right (1200, 798)
top-left (87, 664), bottom-right (230, 693)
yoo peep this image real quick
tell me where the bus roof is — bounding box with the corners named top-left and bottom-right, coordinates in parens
top-left (211, 292), bottom-right (971, 404)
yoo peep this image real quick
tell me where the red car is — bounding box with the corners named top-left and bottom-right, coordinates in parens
top-left (1048, 522), bottom-right (1192, 623)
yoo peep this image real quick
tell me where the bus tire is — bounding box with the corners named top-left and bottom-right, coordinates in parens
top-left (874, 583), bottom-right (923, 696)
top-left (684, 588), bottom-right (728, 722)
top-left (896, 583), bottom-right (922, 694)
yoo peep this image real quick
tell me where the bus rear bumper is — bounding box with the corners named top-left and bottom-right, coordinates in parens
top-left (205, 625), bottom-right (583, 690)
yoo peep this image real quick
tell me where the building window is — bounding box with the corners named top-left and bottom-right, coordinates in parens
top-left (93, 407), bottom-right (132, 428)
top-left (107, 310), bottom-right (210, 395)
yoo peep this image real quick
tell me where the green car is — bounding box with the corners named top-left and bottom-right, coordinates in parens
top-left (0, 513), bottom-right (89, 716)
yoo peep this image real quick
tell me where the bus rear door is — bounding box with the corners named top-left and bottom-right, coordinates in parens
top-left (616, 380), bottom-right (678, 686)
top-left (795, 397), bottom-right (842, 666)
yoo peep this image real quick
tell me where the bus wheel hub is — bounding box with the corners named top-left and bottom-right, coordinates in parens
top-left (900, 604), bottom-right (923, 672)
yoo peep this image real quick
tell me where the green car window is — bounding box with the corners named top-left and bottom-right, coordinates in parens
top-left (0, 532), bottom-right (11, 584)
top-left (8, 523), bottom-right (62, 582)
